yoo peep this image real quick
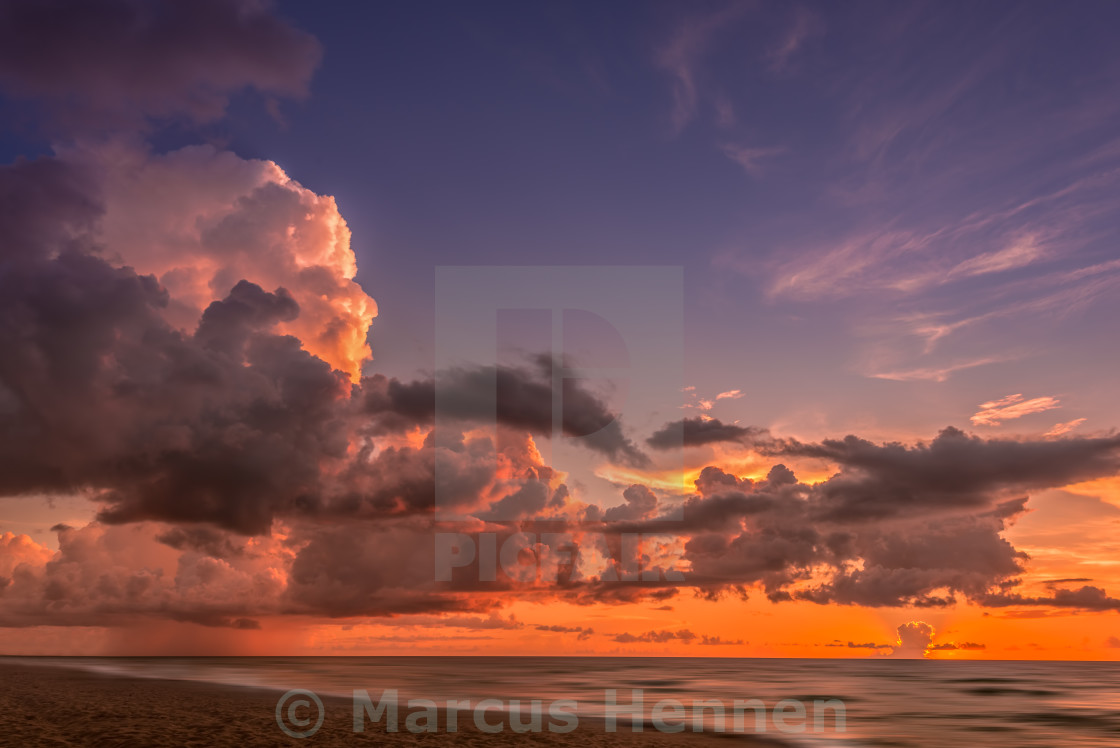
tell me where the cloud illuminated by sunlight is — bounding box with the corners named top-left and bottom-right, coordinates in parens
top-left (971, 393), bottom-right (1060, 426)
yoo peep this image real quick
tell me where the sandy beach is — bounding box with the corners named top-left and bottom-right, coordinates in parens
top-left (0, 662), bottom-right (783, 747)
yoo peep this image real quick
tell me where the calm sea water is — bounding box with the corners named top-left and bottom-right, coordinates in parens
top-left (5, 656), bottom-right (1119, 747)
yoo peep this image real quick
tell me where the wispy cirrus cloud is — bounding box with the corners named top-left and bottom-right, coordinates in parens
top-left (945, 235), bottom-right (1045, 279)
top-left (869, 357), bottom-right (1005, 383)
top-left (654, 3), bottom-right (750, 135)
top-left (765, 225), bottom-right (1056, 302)
top-left (970, 394), bottom-right (1061, 427)
top-left (766, 6), bottom-right (824, 73)
top-left (1045, 419), bottom-right (1087, 439)
top-left (863, 255), bottom-right (1120, 372)
top-left (720, 143), bottom-right (787, 176)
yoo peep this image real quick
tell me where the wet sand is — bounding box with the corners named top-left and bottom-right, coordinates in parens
top-left (0, 662), bottom-right (785, 747)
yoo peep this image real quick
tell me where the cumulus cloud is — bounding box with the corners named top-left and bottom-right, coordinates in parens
top-left (928, 641), bottom-right (985, 651)
top-left (4, 420), bottom-right (1120, 626)
top-left (362, 356), bottom-right (649, 467)
top-left (603, 485), bottom-right (659, 522)
top-left (892, 621), bottom-right (935, 657)
top-left (0, 147), bottom-right (382, 535)
top-left (774, 426), bottom-right (1120, 521)
top-left (976, 586), bottom-right (1120, 612)
top-left (536, 624), bottom-right (594, 641)
top-left (614, 628), bottom-right (697, 644)
top-left (889, 622), bottom-right (985, 657)
top-left (623, 427), bottom-right (1120, 608)
top-left (0, 532), bottom-right (54, 592)
top-left (646, 417), bottom-right (762, 449)
top-left (0, 259), bottom-right (349, 534)
top-left (84, 142), bottom-right (377, 381)
top-left (0, 523), bottom-right (286, 628)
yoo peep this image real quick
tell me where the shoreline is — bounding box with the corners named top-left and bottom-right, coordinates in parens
top-left (0, 662), bottom-right (787, 746)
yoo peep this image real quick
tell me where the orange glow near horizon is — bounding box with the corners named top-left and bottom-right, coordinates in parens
top-left (6, 468), bottom-right (1120, 659)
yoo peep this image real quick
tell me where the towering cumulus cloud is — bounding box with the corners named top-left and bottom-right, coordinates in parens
top-left (0, 0), bottom-right (376, 543)
top-left (0, 0), bottom-right (382, 641)
top-left (82, 142), bottom-right (376, 381)
top-left (0, 147), bottom-right (378, 537)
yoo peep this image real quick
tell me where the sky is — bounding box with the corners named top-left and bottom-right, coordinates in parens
top-left (1, 0), bottom-right (1120, 659)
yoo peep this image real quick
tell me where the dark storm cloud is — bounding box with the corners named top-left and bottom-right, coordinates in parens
top-left (194, 280), bottom-right (299, 356)
top-left (0, 156), bottom-right (622, 537)
top-left (775, 426), bottom-right (1120, 521)
top-left (976, 586), bottom-right (1120, 612)
top-left (536, 624), bottom-right (594, 640)
top-left (0, 0), bottom-right (321, 131)
top-left (156, 525), bottom-right (246, 559)
top-left (284, 520), bottom-right (496, 618)
top-left (677, 493), bottom-right (1027, 608)
top-left (0, 254), bottom-right (352, 534)
top-left (0, 158), bottom-right (359, 533)
top-left (618, 427), bottom-right (1120, 609)
top-left (646, 417), bottom-right (763, 449)
top-left (602, 484), bottom-right (658, 522)
top-left (362, 357), bottom-right (650, 467)
top-left (0, 156), bottom-right (101, 264)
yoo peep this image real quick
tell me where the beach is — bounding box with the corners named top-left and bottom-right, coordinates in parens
top-left (0, 662), bottom-right (761, 747)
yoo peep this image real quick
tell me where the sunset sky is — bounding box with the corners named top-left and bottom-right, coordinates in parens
top-left (1, 0), bottom-right (1120, 659)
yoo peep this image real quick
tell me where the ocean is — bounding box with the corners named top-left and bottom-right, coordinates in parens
top-left (5, 656), bottom-right (1118, 746)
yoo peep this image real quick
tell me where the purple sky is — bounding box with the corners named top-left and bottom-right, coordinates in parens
top-left (197, 1), bottom-right (1120, 440)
